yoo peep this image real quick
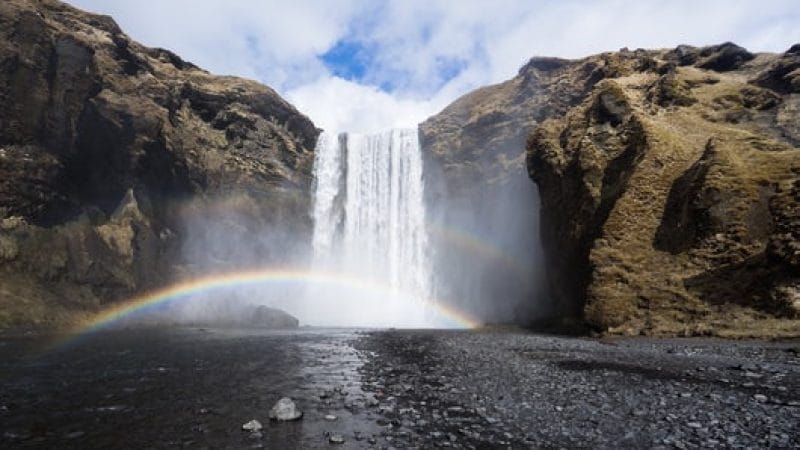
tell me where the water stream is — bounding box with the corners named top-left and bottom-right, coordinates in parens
top-left (308, 129), bottom-right (440, 327)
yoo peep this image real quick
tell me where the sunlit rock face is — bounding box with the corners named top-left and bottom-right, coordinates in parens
top-left (424, 43), bottom-right (800, 336)
top-left (0, 0), bottom-right (318, 327)
top-left (526, 44), bottom-right (800, 337)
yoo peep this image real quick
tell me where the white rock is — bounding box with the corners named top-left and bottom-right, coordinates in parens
top-left (242, 419), bottom-right (262, 432)
top-left (268, 397), bottom-right (303, 421)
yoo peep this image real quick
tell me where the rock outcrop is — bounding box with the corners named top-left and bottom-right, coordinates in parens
top-left (423, 42), bottom-right (799, 336)
top-left (0, 0), bottom-right (318, 328)
top-left (526, 44), bottom-right (800, 336)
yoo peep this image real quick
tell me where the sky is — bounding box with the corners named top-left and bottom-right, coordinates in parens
top-left (68, 0), bottom-right (800, 134)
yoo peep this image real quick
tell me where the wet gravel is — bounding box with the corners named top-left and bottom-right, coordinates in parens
top-left (355, 329), bottom-right (800, 449)
top-left (1, 327), bottom-right (798, 449)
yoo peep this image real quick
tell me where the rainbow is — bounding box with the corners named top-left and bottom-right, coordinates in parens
top-left (53, 225), bottom-right (532, 347)
top-left (428, 223), bottom-right (532, 282)
top-left (65, 268), bottom-right (481, 339)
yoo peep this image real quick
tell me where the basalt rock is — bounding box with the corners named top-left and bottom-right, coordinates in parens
top-left (0, 0), bottom-right (318, 328)
top-left (525, 44), bottom-right (800, 337)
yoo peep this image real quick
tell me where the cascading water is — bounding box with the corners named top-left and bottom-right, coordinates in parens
top-left (307, 128), bottom-right (443, 327)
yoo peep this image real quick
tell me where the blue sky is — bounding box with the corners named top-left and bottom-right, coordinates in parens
top-left (69, 0), bottom-right (800, 133)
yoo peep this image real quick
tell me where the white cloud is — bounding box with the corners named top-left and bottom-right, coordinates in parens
top-left (286, 77), bottom-right (442, 134)
top-left (67, 0), bottom-right (364, 87)
top-left (67, 0), bottom-right (800, 133)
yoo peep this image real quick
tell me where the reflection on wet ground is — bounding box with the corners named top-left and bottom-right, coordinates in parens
top-left (5, 327), bottom-right (798, 448)
top-left (0, 327), bottom-right (380, 449)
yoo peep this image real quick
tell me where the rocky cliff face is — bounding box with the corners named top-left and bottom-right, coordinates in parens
top-left (527, 44), bottom-right (800, 336)
top-left (423, 42), bottom-right (799, 336)
top-left (420, 52), bottom-right (619, 324)
top-left (0, 0), bottom-right (318, 328)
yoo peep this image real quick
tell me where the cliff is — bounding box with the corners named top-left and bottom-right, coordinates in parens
top-left (526, 43), bottom-right (799, 337)
top-left (0, 0), bottom-right (318, 328)
top-left (419, 50), bottom-right (621, 323)
top-left (423, 42), bottom-right (799, 337)
top-left (419, 59), bottom-right (576, 324)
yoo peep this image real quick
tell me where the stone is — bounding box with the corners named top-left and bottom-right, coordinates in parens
top-left (329, 433), bottom-right (345, 444)
top-left (268, 397), bottom-right (303, 421)
top-left (753, 394), bottom-right (768, 403)
top-left (324, 414), bottom-right (337, 421)
top-left (242, 420), bottom-right (262, 432)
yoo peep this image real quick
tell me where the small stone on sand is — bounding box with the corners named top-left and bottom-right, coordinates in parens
top-left (242, 419), bottom-right (263, 432)
top-left (268, 397), bottom-right (303, 421)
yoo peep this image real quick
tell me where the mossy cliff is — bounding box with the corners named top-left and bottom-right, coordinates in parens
top-left (527, 44), bottom-right (800, 337)
top-left (423, 42), bottom-right (799, 336)
top-left (0, 0), bottom-right (318, 328)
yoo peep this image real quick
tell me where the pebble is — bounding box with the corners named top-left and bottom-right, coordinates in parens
top-left (753, 394), bottom-right (768, 403)
top-left (268, 397), bottom-right (303, 421)
top-left (324, 414), bottom-right (337, 421)
top-left (329, 433), bottom-right (345, 444)
top-left (242, 419), bottom-right (262, 432)
top-left (353, 331), bottom-right (800, 448)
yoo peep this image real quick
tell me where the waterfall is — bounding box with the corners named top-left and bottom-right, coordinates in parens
top-left (308, 128), bottom-right (437, 327)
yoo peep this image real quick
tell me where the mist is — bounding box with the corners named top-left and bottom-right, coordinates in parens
top-left (125, 125), bottom-right (546, 329)
top-left (127, 191), bottom-right (314, 328)
top-left (425, 163), bottom-right (548, 326)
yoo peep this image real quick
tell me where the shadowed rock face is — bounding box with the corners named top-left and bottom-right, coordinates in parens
top-left (0, 0), bottom-right (318, 328)
top-left (526, 44), bottom-right (800, 337)
top-left (419, 56), bottom-right (596, 325)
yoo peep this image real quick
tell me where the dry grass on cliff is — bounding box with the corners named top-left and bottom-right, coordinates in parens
top-left (571, 62), bottom-right (800, 338)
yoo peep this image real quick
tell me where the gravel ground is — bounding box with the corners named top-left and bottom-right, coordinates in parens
top-left (354, 329), bottom-right (800, 449)
top-left (1, 327), bottom-right (798, 449)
